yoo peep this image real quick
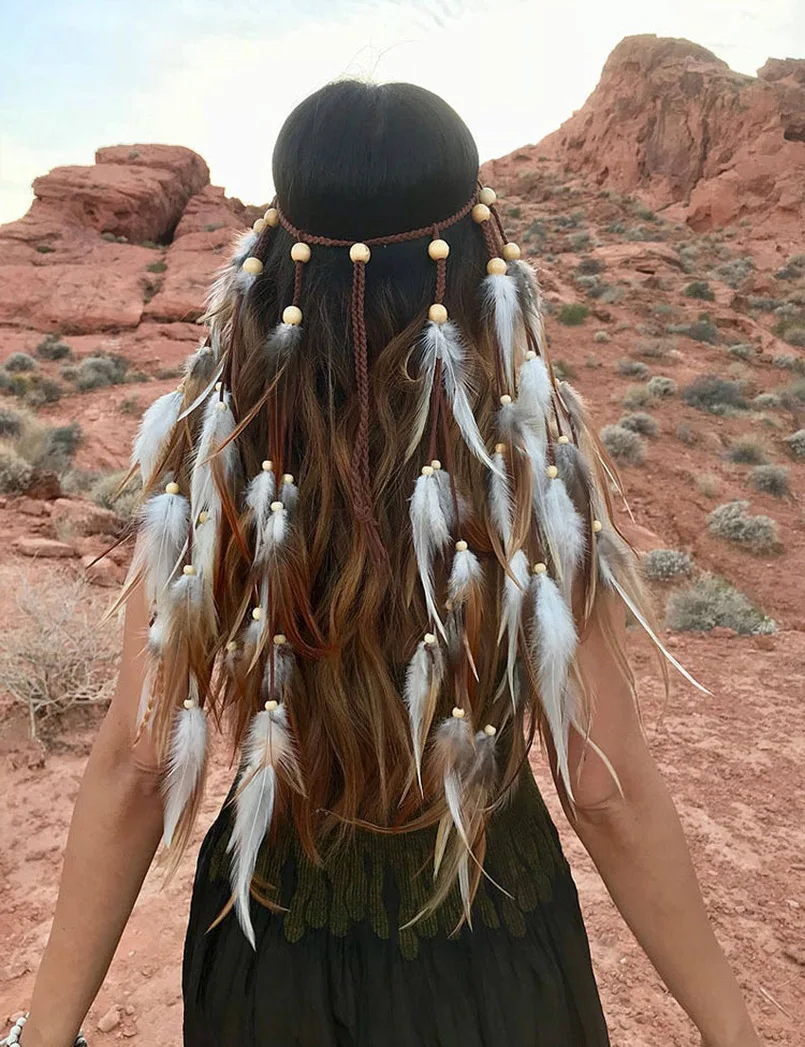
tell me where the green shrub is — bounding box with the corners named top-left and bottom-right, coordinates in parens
top-left (68, 354), bottom-right (129, 391)
top-left (748, 295), bottom-right (779, 311)
top-left (0, 405), bottom-right (24, 438)
top-left (101, 231), bottom-right (117, 242)
top-left (146, 260), bottom-right (167, 274)
top-left (616, 359), bottom-right (650, 378)
top-left (684, 280), bottom-right (714, 301)
top-left (783, 429), bottom-right (805, 459)
top-left (600, 424), bottom-right (646, 465)
top-left (577, 257), bottom-right (602, 276)
top-left (606, 220), bottom-right (626, 234)
top-left (622, 384), bottom-right (651, 408)
top-left (647, 375), bottom-right (676, 398)
top-left (642, 549), bottom-right (693, 582)
top-left (635, 338), bottom-right (673, 359)
top-left (725, 437), bottom-right (769, 465)
top-left (707, 500), bottom-right (780, 554)
top-left (569, 231), bottom-right (591, 252)
top-left (0, 443), bottom-right (34, 493)
top-left (618, 412), bottom-right (658, 436)
top-left (5, 352), bottom-right (38, 373)
top-left (552, 359), bottom-right (576, 381)
top-left (666, 574), bottom-right (775, 634)
top-left (35, 336), bottom-right (72, 361)
top-left (749, 464), bottom-right (789, 497)
top-left (783, 327), bottom-right (805, 347)
top-left (557, 303), bottom-right (589, 326)
top-left (35, 244), bottom-right (55, 254)
top-left (676, 424), bottom-right (697, 445)
top-left (772, 353), bottom-right (805, 373)
top-left (727, 343), bottom-right (756, 361)
top-left (668, 320), bottom-right (719, 344)
top-left (119, 397), bottom-right (143, 416)
top-left (599, 286), bottom-right (624, 305)
top-left (89, 471), bottom-right (142, 520)
top-left (24, 376), bottom-right (63, 407)
top-left (682, 375), bottom-right (746, 414)
top-left (594, 330), bottom-right (611, 343)
top-left (753, 393), bottom-right (783, 410)
top-left (714, 257), bottom-right (755, 288)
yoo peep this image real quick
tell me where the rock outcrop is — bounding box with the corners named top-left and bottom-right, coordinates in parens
top-left (506, 35), bottom-right (805, 237)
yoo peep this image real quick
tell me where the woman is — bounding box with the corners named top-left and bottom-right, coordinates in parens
top-left (9, 82), bottom-right (761, 1047)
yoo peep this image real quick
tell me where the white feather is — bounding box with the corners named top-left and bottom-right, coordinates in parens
top-left (192, 514), bottom-right (218, 584)
top-left (483, 272), bottom-right (520, 392)
top-left (279, 477), bottom-right (298, 514)
top-left (246, 468), bottom-right (276, 562)
top-left (231, 229), bottom-right (259, 266)
top-left (138, 491), bottom-right (190, 605)
top-left (265, 322), bottom-right (303, 359)
top-left (433, 468), bottom-right (457, 532)
top-left (262, 641), bottom-right (295, 701)
top-left (448, 546), bottom-right (482, 604)
top-left (132, 390), bottom-right (183, 482)
top-left (403, 639), bottom-right (444, 789)
top-left (147, 612), bottom-right (168, 656)
top-left (228, 705), bottom-right (299, 947)
top-left (529, 571), bottom-right (578, 798)
top-left (543, 477), bottom-right (586, 595)
top-left (498, 549), bottom-right (531, 708)
top-left (175, 359), bottom-right (225, 423)
top-left (162, 703), bottom-right (208, 847)
top-left (410, 471), bottom-right (451, 635)
top-left (423, 322), bottom-right (500, 475)
top-left (168, 569), bottom-right (203, 609)
top-left (407, 333), bottom-right (439, 462)
top-left (190, 391), bottom-right (237, 580)
top-left (516, 355), bottom-right (553, 431)
top-left (489, 450), bottom-right (513, 550)
top-left (185, 342), bottom-right (217, 382)
top-left (438, 716), bottom-right (475, 852)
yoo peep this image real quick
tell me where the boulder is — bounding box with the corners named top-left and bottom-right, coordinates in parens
top-left (173, 185), bottom-right (247, 240)
top-left (13, 537), bottom-right (76, 559)
top-left (143, 229), bottom-right (239, 324)
top-left (81, 554), bottom-right (125, 588)
top-left (50, 498), bottom-right (123, 538)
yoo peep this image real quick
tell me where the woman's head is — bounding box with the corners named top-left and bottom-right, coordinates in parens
top-left (130, 80), bottom-right (655, 940)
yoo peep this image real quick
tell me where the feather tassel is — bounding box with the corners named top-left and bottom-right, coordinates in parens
top-left (228, 705), bottom-right (302, 947)
top-left (409, 470), bottom-right (451, 635)
top-left (483, 272), bottom-right (520, 392)
top-left (136, 489), bottom-right (190, 606)
top-left (403, 637), bottom-right (445, 791)
top-left (515, 353), bottom-right (553, 432)
top-left (162, 701), bottom-right (208, 847)
top-left (497, 549), bottom-right (530, 709)
top-left (190, 391), bottom-right (238, 581)
top-left (489, 448), bottom-right (513, 551)
top-left (448, 545), bottom-right (483, 605)
top-left (543, 476), bottom-right (586, 595)
top-left (132, 391), bottom-right (183, 483)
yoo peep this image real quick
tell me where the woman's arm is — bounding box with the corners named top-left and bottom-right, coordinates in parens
top-left (20, 584), bottom-right (165, 1047)
top-left (556, 591), bottom-right (761, 1047)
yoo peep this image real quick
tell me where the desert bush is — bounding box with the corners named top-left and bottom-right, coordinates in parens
top-left (606, 220), bottom-right (626, 234)
top-left (725, 437), bottom-right (769, 465)
top-left (35, 336), bottom-right (72, 361)
top-left (782, 328), bottom-right (805, 348)
top-left (552, 359), bottom-right (576, 381)
top-left (5, 352), bottom-right (38, 373)
top-left (749, 464), bottom-right (789, 497)
top-left (714, 257), bottom-right (755, 288)
top-left (727, 343), bottom-right (755, 361)
top-left (642, 549), bottom-right (693, 582)
top-left (599, 286), bottom-right (625, 305)
top-left (783, 429), bottom-right (805, 459)
top-left (23, 376), bottom-right (63, 407)
top-left (696, 473), bottom-right (721, 498)
top-left (600, 424), bottom-right (646, 465)
top-left (666, 574), bottom-right (775, 635)
top-left (684, 280), bottom-right (714, 301)
top-left (119, 397), bottom-right (143, 416)
top-left (622, 384), bottom-right (651, 408)
top-left (668, 320), bottom-right (719, 344)
top-left (557, 303), bottom-right (589, 326)
top-left (146, 260), bottom-right (167, 274)
top-left (676, 424), bottom-right (697, 445)
top-left (0, 572), bottom-right (121, 737)
top-left (753, 393), bottom-right (782, 410)
top-left (577, 257), bottom-right (602, 276)
top-left (0, 443), bottom-right (34, 493)
top-left (616, 359), bottom-right (650, 378)
top-left (594, 330), bottom-right (611, 344)
top-left (772, 354), bottom-right (805, 373)
top-left (635, 338), bottom-right (673, 359)
top-left (0, 405), bottom-right (24, 437)
top-left (569, 231), bottom-right (591, 252)
top-left (748, 295), bottom-right (779, 311)
top-left (707, 500), bottom-right (780, 554)
top-left (89, 470), bottom-right (142, 520)
top-left (681, 375), bottom-right (747, 414)
top-left (68, 354), bottom-right (129, 391)
top-left (618, 411), bottom-right (658, 436)
top-left (46, 422), bottom-right (83, 468)
top-left (647, 375), bottom-right (677, 398)
top-left (625, 225), bottom-right (658, 242)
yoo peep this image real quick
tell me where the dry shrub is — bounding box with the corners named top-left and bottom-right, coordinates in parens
top-left (696, 473), bottom-right (721, 498)
top-left (0, 571), bottom-right (120, 738)
top-left (600, 424), bottom-right (646, 465)
top-left (749, 465), bottom-right (790, 497)
top-left (784, 429), bottom-right (805, 459)
top-left (642, 549), bottom-right (694, 581)
top-left (666, 574), bottom-right (775, 635)
top-left (647, 375), bottom-right (677, 398)
top-left (706, 500), bottom-right (781, 554)
top-left (725, 436), bottom-right (769, 465)
top-left (618, 412), bottom-right (658, 436)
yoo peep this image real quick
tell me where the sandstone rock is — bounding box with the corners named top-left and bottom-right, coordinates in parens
top-left (753, 634), bottom-right (776, 651)
top-left (14, 497), bottom-right (50, 517)
top-left (0, 264), bottom-right (145, 333)
top-left (97, 1006), bottom-right (121, 1033)
top-left (13, 537), bottom-right (76, 559)
top-left (709, 626), bottom-right (737, 639)
top-left (50, 498), bottom-right (123, 538)
top-left (24, 471), bottom-right (61, 501)
top-left (173, 184), bottom-right (247, 240)
top-left (81, 554), bottom-right (125, 587)
top-left (592, 242), bottom-right (682, 272)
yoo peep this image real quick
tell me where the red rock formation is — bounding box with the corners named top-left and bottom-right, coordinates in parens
top-left (501, 35), bottom-right (805, 237)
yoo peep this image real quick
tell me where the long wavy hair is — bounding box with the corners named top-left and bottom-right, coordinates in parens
top-left (127, 80), bottom-right (665, 932)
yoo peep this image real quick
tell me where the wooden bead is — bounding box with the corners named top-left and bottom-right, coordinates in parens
top-left (183, 698), bottom-right (194, 710)
top-left (483, 723), bottom-right (497, 736)
top-left (421, 464), bottom-right (434, 476)
top-left (428, 303), bottom-right (448, 324)
top-left (198, 510), bottom-right (209, 524)
top-left (273, 633), bottom-right (287, 646)
top-left (291, 242), bottom-right (311, 263)
top-left (215, 400), bottom-right (227, 412)
top-left (264, 208), bottom-right (279, 227)
top-left (451, 706), bottom-right (466, 719)
top-left (215, 381), bottom-right (223, 391)
top-left (282, 305), bottom-right (303, 326)
top-left (262, 459), bottom-right (273, 472)
top-left (486, 257), bottom-right (507, 275)
top-left (428, 238), bottom-right (450, 261)
top-left (430, 459), bottom-right (442, 470)
top-left (533, 562), bottom-right (547, 574)
top-left (251, 607), bottom-right (263, 621)
top-left (557, 435), bottom-right (570, 445)
top-left (423, 632), bottom-right (437, 646)
top-left (270, 500), bottom-right (284, 513)
top-left (264, 699), bottom-right (279, 712)
top-left (253, 218), bottom-right (267, 233)
top-left (500, 394), bottom-right (512, 405)
top-left (165, 481), bottom-right (180, 495)
top-left (592, 519), bottom-right (603, 534)
top-left (502, 242), bottom-right (522, 261)
top-left (182, 564), bottom-right (196, 576)
top-left (546, 464), bottom-right (559, 479)
top-left (455, 540), bottom-right (468, 552)
top-left (349, 242), bottom-right (371, 264)
top-left (495, 442), bottom-right (506, 454)
top-left (472, 203), bottom-right (491, 224)
top-left (226, 641), bottom-right (237, 652)
top-left (525, 350), bottom-right (536, 360)
top-left (478, 187), bottom-right (497, 206)
top-left (281, 473), bottom-right (294, 485)
top-left (241, 256), bottom-right (263, 276)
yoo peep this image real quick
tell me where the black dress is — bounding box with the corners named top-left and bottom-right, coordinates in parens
top-left (183, 768), bottom-right (610, 1046)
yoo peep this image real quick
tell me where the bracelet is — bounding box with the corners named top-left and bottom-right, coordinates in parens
top-left (1, 1014), bottom-right (87, 1047)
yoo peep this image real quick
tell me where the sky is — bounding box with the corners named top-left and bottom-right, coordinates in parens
top-left (0, 0), bottom-right (803, 223)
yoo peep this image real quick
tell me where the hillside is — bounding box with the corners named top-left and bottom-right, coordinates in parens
top-left (0, 35), bottom-right (803, 1046)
